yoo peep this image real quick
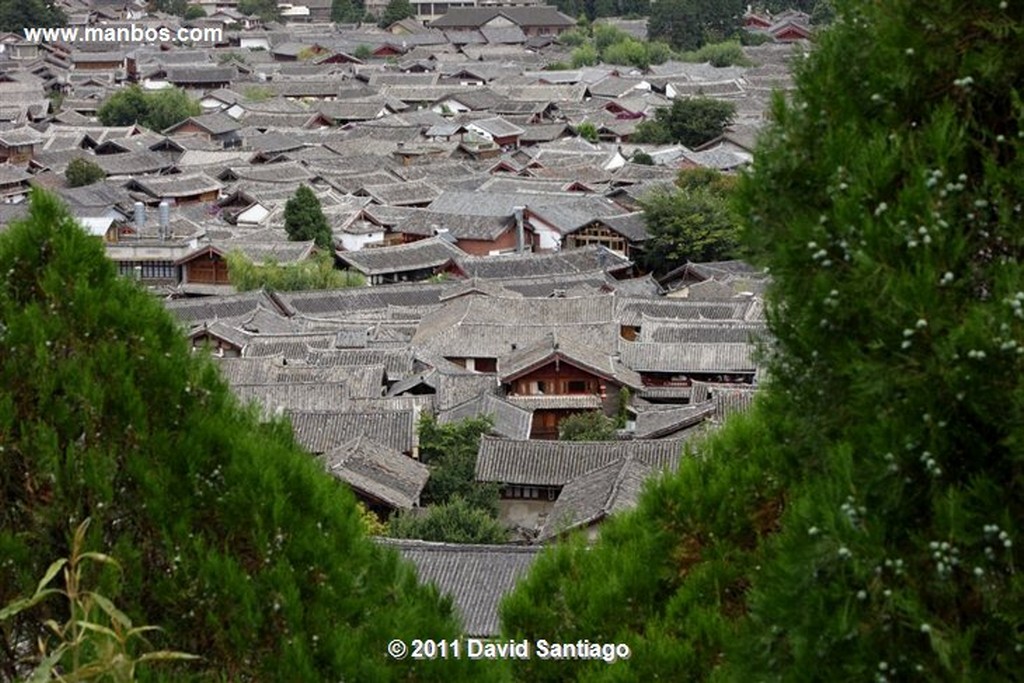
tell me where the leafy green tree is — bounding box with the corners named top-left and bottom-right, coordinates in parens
top-left (0, 0), bottom-right (65, 32)
top-left (631, 149), bottom-right (655, 165)
top-left (504, 1), bottom-right (1024, 681)
top-left (576, 121), bottom-right (599, 143)
top-left (680, 39), bottom-right (750, 67)
top-left (378, 0), bottom-right (414, 27)
top-left (227, 251), bottom-right (364, 292)
top-left (96, 86), bottom-right (148, 128)
top-left (284, 184), bottom-right (333, 249)
top-left (570, 43), bottom-right (599, 68)
top-left (97, 86), bottom-right (200, 132)
top-left (638, 170), bottom-right (740, 274)
top-left (558, 411), bottom-right (618, 441)
top-left (238, 0), bottom-right (279, 21)
top-left (183, 4), bottom-right (206, 19)
top-left (418, 414), bottom-right (499, 516)
top-left (65, 158), bottom-right (106, 188)
top-left (648, 0), bottom-right (744, 51)
top-left (632, 96), bottom-right (735, 148)
top-left (152, 0), bottom-right (188, 15)
top-left (388, 497), bottom-right (509, 545)
top-left (354, 44), bottom-right (372, 60)
top-left (0, 190), bottom-right (480, 681)
top-left (331, 0), bottom-right (364, 23)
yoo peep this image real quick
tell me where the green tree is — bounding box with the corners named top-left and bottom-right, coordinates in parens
top-left (388, 497), bottom-right (509, 545)
top-left (238, 0), bottom-right (280, 21)
top-left (558, 411), bottom-right (617, 441)
top-left (680, 39), bottom-right (750, 67)
top-left (331, 0), bottom-right (364, 23)
top-left (570, 43), bottom-right (599, 68)
top-left (631, 149), bottom-right (655, 165)
top-left (183, 4), bottom-right (206, 19)
top-left (0, 190), bottom-right (480, 681)
top-left (576, 121), bottom-right (599, 143)
top-left (96, 86), bottom-right (148, 127)
top-left (648, 0), bottom-right (744, 51)
top-left (418, 414), bottom-right (499, 516)
top-left (503, 1), bottom-right (1024, 681)
top-left (378, 0), bottom-right (414, 27)
top-left (638, 171), bottom-right (740, 274)
top-left (284, 184), bottom-right (333, 249)
top-left (65, 157), bottom-right (106, 188)
top-left (227, 251), bottom-right (364, 292)
top-left (632, 96), bottom-right (735, 148)
top-left (96, 86), bottom-right (200, 132)
top-left (0, 0), bottom-right (65, 32)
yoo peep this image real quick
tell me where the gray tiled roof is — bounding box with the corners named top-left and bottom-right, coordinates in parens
top-left (378, 539), bottom-right (542, 636)
top-left (233, 381), bottom-right (350, 415)
top-left (164, 290), bottom-right (285, 325)
top-left (429, 7), bottom-right (574, 29)
top-left (615, 297), bottom-right (753, 326)
top-left (499, 332), bottom-right (643, 389)
top-left (287, 408), bottom-right (417, 455)
top-left (456, 246), bottom-right (632, 279)
top-left (336, 236), bottom-right (463, 277)
top-left (438, 391), bottom-right (532, 440)
top-left (619, 340), bottom-right (758, 374)
top-left (632, 401), bottom-right (715, 439)
top-left (476, 436), bottom-right (687, 486)
top-left (538, 457), bottom-right (652, 541)
top-left (637, 318), bottom-right (766, 344)
top-left (305, 347), bottom-right (416, 379)
top-left (322, 435), bottom-right (429, 510)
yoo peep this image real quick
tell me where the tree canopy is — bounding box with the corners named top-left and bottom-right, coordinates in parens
top-left (226, 251), bottom-right (364, 292)
top-left (378, 0), bottom-right (414, 27)
top-left (65, 157), bottom-right (106, 188)
top-left (631, 97), bottom-right (736, 148)
top-left (648, 0), bottom-right (744, 51)
top-left (638, 169), bottom-right (741, 275)
top-left (0, 190), bottom-right (482, 681)
top-left (284, 184), bottom-right (333, 249)
top-left (0, 0), bottom-right (64, 32)
top-left (503, 0), bottom-right (1024, 680)
top-left (558, 411), bottom-right (618, 441)
top-left (97, 86), bottom-right (200, 132)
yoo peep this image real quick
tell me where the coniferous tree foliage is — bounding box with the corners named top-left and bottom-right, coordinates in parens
top-left (284, 184), bottom-right (333, 249)
top-left (0, 190), bottom-right (480, 681)
top-left (503, 0), bottom-right (1024, 680)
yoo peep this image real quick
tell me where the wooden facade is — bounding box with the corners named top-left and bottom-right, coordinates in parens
top-left (506, 360), bottom-right (611, 439)
top-left (178, 247), bottom-right (231, 285)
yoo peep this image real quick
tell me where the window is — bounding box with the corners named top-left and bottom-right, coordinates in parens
top-left (535, 381), bottom-right (547, 395)
top-left (567, 380), bottom-right (588, 393)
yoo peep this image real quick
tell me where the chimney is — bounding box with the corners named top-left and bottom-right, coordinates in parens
top-left (133, 201), bottom-right (145, 233)
top-left (158, 200), bottom-right (171, 240)
top-left (513, 205), bottom-right (525, 253)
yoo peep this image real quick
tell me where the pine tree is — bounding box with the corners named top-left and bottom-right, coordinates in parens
top-left (0, 190), bottom-right (484, 681)
top-left (502, 0), bottom-right (1024, 680)
top-left (284, 184), bottom-right (333, 249)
